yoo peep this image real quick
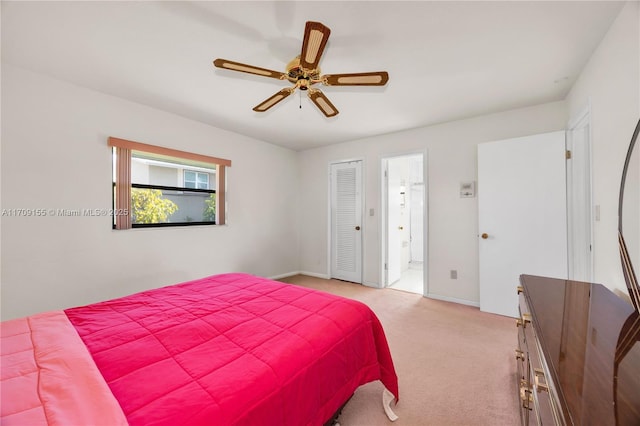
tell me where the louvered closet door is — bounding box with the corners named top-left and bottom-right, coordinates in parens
top-left (330, 161), bottom-right (363, 283)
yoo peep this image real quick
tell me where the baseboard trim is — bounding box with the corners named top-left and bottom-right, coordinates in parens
top-left (269, 271), bottom-right (301, 280)
top-left (425, 293), bottom-right (480, 308)
top-left (299, 271), bottom-right (331, 280)
top-left (362, 280), bottom-right (381, 288)
top-left (269, 271), bottom-right (332, 280)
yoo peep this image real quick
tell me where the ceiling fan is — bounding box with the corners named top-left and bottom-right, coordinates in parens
top-left (213, 21), bottom-right (389, 117)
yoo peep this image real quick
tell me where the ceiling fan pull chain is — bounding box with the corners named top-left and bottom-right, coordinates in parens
top-left (299, 90), bottom-right (302, 109)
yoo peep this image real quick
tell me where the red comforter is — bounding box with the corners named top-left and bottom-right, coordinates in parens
top-left (65, 273), bottom-right (398, 425)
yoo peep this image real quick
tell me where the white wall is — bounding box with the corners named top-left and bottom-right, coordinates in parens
top-left (297, 101), bottom-right (567, 305)
top-left (1, 64), bottom-right (299, 320)
top-left (2, 3), bottom-right (635, 320)
top-left (566, 1), bottom-right (640, 296)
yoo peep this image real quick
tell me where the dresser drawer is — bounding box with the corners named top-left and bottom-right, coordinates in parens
top-left (518, 275), bottom-right (640, 426)
top-left (516, 286), bottom-right (533, 424)
top-left (516, 284), bottom-right (565, 426)
top-left (527, 342), bottom-right (562, 425)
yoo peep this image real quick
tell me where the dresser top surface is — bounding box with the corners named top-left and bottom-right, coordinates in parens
top-left (520, 274), bottom-right (639, 426)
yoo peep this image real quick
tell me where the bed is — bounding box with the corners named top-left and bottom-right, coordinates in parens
top-left (1, 273), bottom-right (399, 425)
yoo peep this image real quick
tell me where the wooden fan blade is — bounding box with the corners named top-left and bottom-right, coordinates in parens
top-left (300, 21), bottom-right (331, 71)
top-left (308, 89), bottom-right (338, 117)
top-left (323, 71), bottom-right (389, 86)
top-left (213, 58), bottom-right (286, 80)
top-left (253, 88), bottom-right (294, 112)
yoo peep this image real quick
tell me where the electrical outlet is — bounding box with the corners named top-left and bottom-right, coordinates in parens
top-left (450, 270), bottom-right (457, 279)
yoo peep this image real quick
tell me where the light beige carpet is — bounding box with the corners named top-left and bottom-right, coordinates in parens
top-left (278, 275), bottom-right (520, 426)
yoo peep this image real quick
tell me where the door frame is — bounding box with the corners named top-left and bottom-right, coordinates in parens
top-left (380, 150), bottom-right (428, 294)
top-left (327, 158), bottom-right (365, 283)
top-left (566, 102), bottom-right (594, 282)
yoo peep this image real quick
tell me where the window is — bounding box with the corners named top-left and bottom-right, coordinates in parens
top-left (184, 170), bottom-right (209, 189)
top-left (109, 137), bottom-right (231, 229)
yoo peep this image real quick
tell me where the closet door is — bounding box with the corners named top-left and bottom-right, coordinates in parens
top-left (330, 161), bottom-right (363, 283)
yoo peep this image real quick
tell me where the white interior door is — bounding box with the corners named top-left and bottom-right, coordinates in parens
top-left (330, 161), bottom-right (363, 283)
top-left (386, 159), bottom-right (403, 284)
top-left (478, 131), bottom-right (568, 317)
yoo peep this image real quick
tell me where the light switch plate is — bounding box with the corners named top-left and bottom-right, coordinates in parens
top-left (460, 181), bottom-right (475, 198)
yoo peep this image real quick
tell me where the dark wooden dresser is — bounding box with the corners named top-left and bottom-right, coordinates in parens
top-left (516, 275), bottom-right (640, 425)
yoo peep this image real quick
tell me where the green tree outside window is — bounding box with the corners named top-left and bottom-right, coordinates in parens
top-left (203, 194), bottom-right (216, 222)
top-left (131, 188), bottom-right (178, 224)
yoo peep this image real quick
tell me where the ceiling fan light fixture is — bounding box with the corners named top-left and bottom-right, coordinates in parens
top-left (298, 78), bottom-right (310, 90)
top-left (213, 20), bottom-right (388, 116)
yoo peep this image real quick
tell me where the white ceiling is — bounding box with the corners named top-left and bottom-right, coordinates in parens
top-left (1, 1), bottom-right (624, 151)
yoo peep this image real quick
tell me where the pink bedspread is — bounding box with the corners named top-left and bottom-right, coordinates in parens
top-left (0, 311), bottom-right (127, 425)
top-left (65, 273), bottom-right (398, 425)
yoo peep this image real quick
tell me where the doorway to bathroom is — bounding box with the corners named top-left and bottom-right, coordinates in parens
top-left (382, 153), bottom-right (426, 295)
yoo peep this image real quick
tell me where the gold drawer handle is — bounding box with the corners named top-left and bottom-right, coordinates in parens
top-left (516, 313), bottom-right (531, 328)
top-left (515, 349), bottom-right (524, 361)
top-left (519, 380), bottom-right (533, 409)
top-left (534, 368), bottom-right (549, 393)
top-left (517, 285), bottom-right (524, 295)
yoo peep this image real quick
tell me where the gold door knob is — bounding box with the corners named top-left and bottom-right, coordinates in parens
top-left (481, 233), bottom-right (489, 239)
top-left (355, 226), bottom-right (361, 231)
top-left (398, 226), bottom-right (404, 230)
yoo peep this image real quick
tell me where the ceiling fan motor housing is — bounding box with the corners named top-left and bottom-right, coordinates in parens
top-left (286, 56), bottom-right (321, 90)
